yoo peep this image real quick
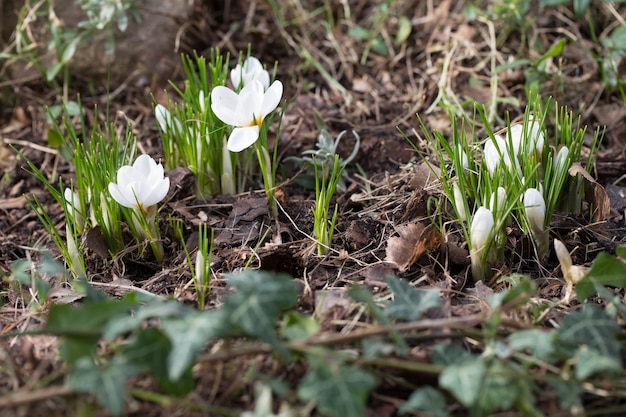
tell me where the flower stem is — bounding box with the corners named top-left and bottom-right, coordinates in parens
top-left (255, 144), bottom-right (277, 218)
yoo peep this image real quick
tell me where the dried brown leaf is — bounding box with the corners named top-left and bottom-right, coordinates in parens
top-left (569, 163), bottom-right (610, 222)
top-left (385, 222), bottom-right (441, 272)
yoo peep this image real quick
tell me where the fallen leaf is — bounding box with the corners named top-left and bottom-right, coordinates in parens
top-left (569, 163), bottom-right (610, 223)
top-left (385, 222), bottom-right (442, 272)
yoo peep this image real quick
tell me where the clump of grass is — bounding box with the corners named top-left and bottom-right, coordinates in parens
top-left (412, 97), bottom-right (602, 282)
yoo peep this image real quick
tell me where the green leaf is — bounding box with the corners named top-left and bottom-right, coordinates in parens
top-left (68, 356), bottom-right (139, 417)
top-left (46, 297), bottom-right (137, 364)
top-left (439, 357), bottom-right (486, 407)
top-left (574, 346), bottom-right (622, 379)
top-left (348, 26), bottom-right (371, 40)
top-left (615, 244), bottom-right (626, 259)
top-left (507, 329), bottom-right (556, 359)
top-left (488, 277), bottom-right (536, 310)
top-left (547, 380), bottom-right (583, 409)
top-left (395, 16), bottom-right (412, 46)
top-left (223, 271), bottom-right (298, 354)
top-left (495, 58), bottom-right (532, 74)
top-left (104, 299), bottom-right (190, 339)
top-left (573, 0), bottom-right (591, 17)
top-left (539, 0), bottom-right (569, 5)
top-left (46, 62), bottom-right (63, 81)
top-left (61, 36), bottom-right (81, 64)
top-left (46, 297), bottom-right (137, 336)
top-left (122, 328), bottom-right (194, 396)
top-left (280, 311), bottom-right (320, 342)
top-left (297, 358), bottom-right (377, 417)
top-left (399, 386), bottom-right (450, 417)
top-left (348, 285), bottom-right (408, 353)
top-left (386, 276), bottom-right (440, 321)
top-left (557, 304), bottom-right (621, 378)
top-left (474, 361), bottom-right (534, 416)
top-left (431, 343), bottom-right (472, 367)
top-left (575, 252), bottom-right (626, 300)
top-left (161, 309), bottom-right (233, 380)
top-left (47, 128), bottom-right (65, 148)
top-left (610, 27), bottom-right (626, 52)
top-left (535, 38), bottom-right (566, 66)
top-left (370, 37), bottom-right (389, 56)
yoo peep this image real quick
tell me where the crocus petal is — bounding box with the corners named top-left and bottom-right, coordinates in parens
top-left (508, 124), bottom-right (523, 156)
top-left (238, 80), bottom-right (265, 123)
top-left (489, 187), bottom-right (507, 213)
top-left (471, 206), bottom-right (494, 252)
top-left (133, 154), bottom-right (155, 177)
top-left (227, 126), bottom-right (260, 152)
top-left (211, 86), bottom-right (242, 126)
top-left (155, 104), bottom-right (169, 132)
top-left (452, 183), bottom-right (466, 221)
top-left (484, 135), bottom-right (506, 175)
top-left (523, 188), bottom-right (546, 231)
top-left (261, 80), bottom-right (283, 117)
top-left (142, 178), bottom-right (170, 208)
top-left (554, 146), bottom-right (569, 175)
top-left (108, 182), bottom-right (135, 209)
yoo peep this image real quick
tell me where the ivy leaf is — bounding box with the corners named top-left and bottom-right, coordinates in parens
top-left (574, 346), bottom-right (622, 379)
top-left (297, 358), bottom-right (377, 417)
top-left (399, 386), bottom-right (450, 417)
top-left (161, 309), bottom-right (234, 381)
top-left (507, 329), bottom-right (556, 359)
top-left (386, 276), bottom-right (440, 321)
top-left (431, 343), bottom-right (472, 367)
top-left (223, 271), bottom-right (298, 355)
top-left (348, 285), bottom-right (408, 353)
top-left (575, 252), bottom-right (626, 300)
top-left (557, 304), bottom-right (620, 357)
top-left (122, 328), bottom-right (194, 396)
top-left (557, 304), bottom-right (622, 378)
top-left (68, 356), bottom-right (140, 417)
top-left (547, 380), bottom-right (583, 409)
top-left (280, 311), bottom-right (321, 342)
top-left (104, 299), bottom-right (190, 339)
top-left (46, 296), bottom-right (137, 364)
top-left (439, 356), bottom-right (486, 407)
top-left (473, 361), bottom-right (535, 416)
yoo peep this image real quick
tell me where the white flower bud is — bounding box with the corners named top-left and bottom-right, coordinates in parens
top-left (471, 206), bottom-right (494, 253)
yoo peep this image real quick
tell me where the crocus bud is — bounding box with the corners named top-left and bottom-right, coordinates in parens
top-left (523, 188), bottom-right (548, 256)
top-left (489, 187), bottom-right (507, 215)
top-left (509, 116), bottom-right (544, 156)
top-left (470, 206), bottom-right (494, 281)
top-left (554, 146), bottom-right (569, 177)
top-left (64, 187), bottom-right (85, 232)
top-left (483, 135), bottom-right (513, 175)
top-left (452, 182), bottom-right (467, 221)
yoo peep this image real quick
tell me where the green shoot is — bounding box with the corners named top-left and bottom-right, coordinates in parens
top-left (312, 155), bottom-right (346, 256)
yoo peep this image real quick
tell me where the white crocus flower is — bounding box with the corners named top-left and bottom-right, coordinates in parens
top-left (211, 79), bottom-right (283, 152)
top-left (523, 187), bottom-right (548, 256)
top-left (108, 154), bottom-right (170, 215)
top-left (470, 206), bottom-right (495, 281)
top-left (231, 56), bottom-right (270, 90)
